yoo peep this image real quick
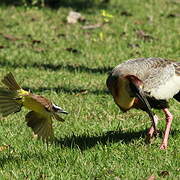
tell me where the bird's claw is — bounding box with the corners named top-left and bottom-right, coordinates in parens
top-left (153, 129), bottom-right (160, 138)
top-left (160, 143), bottom-right (167, 150)
top-left (147, 127), bottom-right (159, 138)
top-left (145, 128), bottom-right (160, 144)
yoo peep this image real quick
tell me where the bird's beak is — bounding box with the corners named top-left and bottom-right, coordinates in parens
top-left (127, 75), bottom-right (154, 120)
top-left (135, 89), bottom-right (154, 119)
top-left (52, 103), bottom-right (68, 114)
top-left (57, 108), bottom-right (68, 114)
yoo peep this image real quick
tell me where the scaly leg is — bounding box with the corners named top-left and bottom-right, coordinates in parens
top-left (160, 108), bottom-right (173, 150)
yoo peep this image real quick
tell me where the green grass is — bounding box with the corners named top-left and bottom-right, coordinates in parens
top-left (0, 0), bottom-right (179, 179)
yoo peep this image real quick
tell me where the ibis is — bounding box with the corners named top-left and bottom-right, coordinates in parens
top-left (106, 57), bottom-right (180, 149)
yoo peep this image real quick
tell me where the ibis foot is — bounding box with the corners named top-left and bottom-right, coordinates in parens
top-left (160, 143), bottom-right (167, 150)
top-left (146, 128), bottom-right (160, 144)
top-left (147, 115), bottom-right (159, 138)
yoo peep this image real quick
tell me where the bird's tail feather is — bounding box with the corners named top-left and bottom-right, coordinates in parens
top-left (0, 88), bottom-right (22, 117)
top-left (25, 111), bottom-right (54, 141)
top-left (1, 72), bottom-right (21, 91)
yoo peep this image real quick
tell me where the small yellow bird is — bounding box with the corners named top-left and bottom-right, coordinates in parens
top-left (0, 72), bottom-right (68, 141)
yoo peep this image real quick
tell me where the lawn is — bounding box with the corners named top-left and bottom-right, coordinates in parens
top-left (0, 0), bottom-right (179, 179)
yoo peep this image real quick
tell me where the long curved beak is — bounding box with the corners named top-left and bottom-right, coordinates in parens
top-left (135, 90), bottom-right (157, 131)
top-left (135, 90), bottom-right (154, 119)
top-left (128, 78), bottom-right (154, 119)
top-left (127, 75), bottom-right (156, 131)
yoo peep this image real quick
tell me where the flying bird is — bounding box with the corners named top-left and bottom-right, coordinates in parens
top-left (0, 73), bottom-right (68, 141)
top-left (106, 57), bottom-right (180, 149)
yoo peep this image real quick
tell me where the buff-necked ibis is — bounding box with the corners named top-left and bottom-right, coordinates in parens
top-left (106, 57), bottom-right (180, 149)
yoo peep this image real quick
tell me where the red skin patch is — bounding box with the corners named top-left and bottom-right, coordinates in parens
top-left (125, 75), bottom-right (143, 87)
top-left (124, 75), bottom-right (147, 111)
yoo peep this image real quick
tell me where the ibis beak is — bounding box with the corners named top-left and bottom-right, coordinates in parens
top-left (135, 89), bottom-right (154, 120)
top-left (135, 89), bottom-right (158, 132)
top-left (128, 77), bottom-right (154, 120)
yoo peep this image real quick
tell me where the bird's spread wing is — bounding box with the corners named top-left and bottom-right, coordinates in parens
top-left (0, 88), bottom-right (22, 117)
top-left (1, 72), bottom-right (21, 91)
top-left (25, 111), bottom-right (54, 141)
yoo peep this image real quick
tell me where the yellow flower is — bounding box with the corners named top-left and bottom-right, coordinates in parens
top-left (101, 10), bottom-right (113, 18)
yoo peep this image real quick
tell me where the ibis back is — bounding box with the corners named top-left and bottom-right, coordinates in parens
top-left (108, 57), bottom-right (180, 100)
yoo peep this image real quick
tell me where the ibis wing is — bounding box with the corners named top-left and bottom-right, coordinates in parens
top-left (174, 62), bottom-right (180, 76)
top-left (111, 58), bottom-right (180, 99)
top-left (143, 60), bottom-right (180, 99)
top-left (25, 111), bottom-right (54, 141)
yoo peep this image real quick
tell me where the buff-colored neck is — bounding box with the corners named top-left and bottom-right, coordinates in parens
top-left (113, 77), bottom-right (135, 111)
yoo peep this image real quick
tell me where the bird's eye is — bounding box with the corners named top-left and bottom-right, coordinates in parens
top-left (52, 104), bottom-right (61, 112)
top-left (52, 106), bottom-right (57, 112)
top-left (45, 107), bottom-right (51, 112)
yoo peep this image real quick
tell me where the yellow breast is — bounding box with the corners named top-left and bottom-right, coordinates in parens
top-left (23, 96), bottom-right (49, 115)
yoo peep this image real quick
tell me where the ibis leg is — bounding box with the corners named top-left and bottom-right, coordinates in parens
top-left (160, 108), bottom-right (173, 150)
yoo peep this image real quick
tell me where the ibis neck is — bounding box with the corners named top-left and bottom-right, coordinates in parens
top-left (113, 78), bottom-right (135, 111)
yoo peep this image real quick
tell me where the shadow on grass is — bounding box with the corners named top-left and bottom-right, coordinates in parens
top-left (55, 129), bottom-right (147, 150)
top-left (0, 61), bottom-right (112, 74)
top-left (0, 0), bottom-right (110, 10)
top-left (23, 86), bottom-right (109, 95)
top-left (55, 129), bottom-right (180, 150)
